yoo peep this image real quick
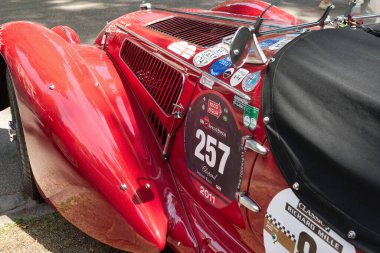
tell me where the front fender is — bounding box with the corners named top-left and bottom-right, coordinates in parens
top-left (0, 21), bottom-right (169, 252)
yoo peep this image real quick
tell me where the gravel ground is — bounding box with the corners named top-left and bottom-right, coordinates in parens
top-left (0, 213), bottom-right (126, 253)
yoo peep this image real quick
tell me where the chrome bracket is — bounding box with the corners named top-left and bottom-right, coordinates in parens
top-left (247, 32), bottom-right (268, 65)
top-left (236, 192), bottom-right (261, 213)
top-left (244, 137), bottom-right (267, 156)
top-left (172, 103), bottom-right (184, 119)
top-left (101, 27), bottom-right (111, 50)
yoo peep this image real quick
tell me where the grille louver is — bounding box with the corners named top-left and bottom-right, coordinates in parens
top-left (120, 40), bottom-right (184, 115)
top-left (148, 109), bottom-right (167, 145)
top-left (146, 17), bottom-right (238, 47)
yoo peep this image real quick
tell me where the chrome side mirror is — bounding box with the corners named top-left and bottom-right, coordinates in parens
top-left (230, 27), bottom-right (252, 68)
top-left (230, 27), bottom-right (267, 67)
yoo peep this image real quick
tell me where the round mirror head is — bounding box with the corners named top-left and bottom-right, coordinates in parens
top-left (230, 27), bottom-right (252, 68)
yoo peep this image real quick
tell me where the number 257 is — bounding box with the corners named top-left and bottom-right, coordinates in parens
top-left (194, 129), bottom-right (230, 175)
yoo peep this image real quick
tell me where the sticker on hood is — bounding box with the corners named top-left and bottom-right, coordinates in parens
top-left (193, 46), bottom-right (229, 67)
top-left (242, 72), bottom-right (260, 92)
top-left (168, 41), bottom-right (196, 59)
top-left (230, 68), bottom-right (249, 87)
top-left (264, 188), bottom-right (356, 253)
top-left (210, 56), bottom-right (232, 76)
top-left (223, 68), bottom-right (234, 79)
top-left (268, 38), bottom-right (293, 51)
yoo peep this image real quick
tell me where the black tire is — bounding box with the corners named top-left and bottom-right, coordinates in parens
top-left (6, 69), bottom-right (41, 200)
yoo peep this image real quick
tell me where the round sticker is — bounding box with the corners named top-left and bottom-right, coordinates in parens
top-left (242, 72), bottom-right (261, 92)
top-left (184, 92), bottom-right (243, 208)
top-left (210, 56), bottom-right (232, 76)
top-left (230, 68), bottom-right (249, 87)
top-left (243, 115), bottom-right (250, 128)
top-left (223, 68), bottom-right (234, 79)
top-left (264, 189), bottom-right (356, 253)
top-left (193, 46), bottom-right (229, 67)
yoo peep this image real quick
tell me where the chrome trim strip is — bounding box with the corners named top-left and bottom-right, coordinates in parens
top-left (116, 24), bottom-right (251, 101)
top-left (352, 13), bottom-right (380, 20)
top-left (61, 27), bottom-right (74, 44)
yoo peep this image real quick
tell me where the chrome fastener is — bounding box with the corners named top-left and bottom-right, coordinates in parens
top-left (263, 116), bottom-right (270, 124)
top-left (120, 184), bottom-right (127, 191)
top-left (49, 84), bottom-right (55, 90)
top-left (347, 230), bottom-right (356, 240)
top-left (292, 182), bottom-right (300, 191)
top-left (145, 183), bottom-right (151, 189)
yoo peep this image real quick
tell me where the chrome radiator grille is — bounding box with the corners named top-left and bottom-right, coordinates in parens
top-left (120, 40), bottom-right (184, 115)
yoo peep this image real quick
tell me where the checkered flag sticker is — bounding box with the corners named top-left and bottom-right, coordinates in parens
top-left (266, 213), bottom-right (296, 242)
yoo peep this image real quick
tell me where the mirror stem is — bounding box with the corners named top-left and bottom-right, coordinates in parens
top-left (247, 31), bottom-right (268, 65)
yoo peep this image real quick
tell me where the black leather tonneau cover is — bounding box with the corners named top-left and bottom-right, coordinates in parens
top-left (263, 28), bottom-right (380, 253)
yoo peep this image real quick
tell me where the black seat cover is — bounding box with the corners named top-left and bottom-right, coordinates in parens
top-left (262, 28), bottom-right (380, 253)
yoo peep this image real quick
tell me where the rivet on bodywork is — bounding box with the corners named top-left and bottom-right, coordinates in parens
top-left (292, 182), bottom-right (300, 191)
top-left (269, 57), bottom-right (276, 63)
top-left (263, 116), bottom-right (270, 124)
top-left (120, 184), bottom-right (127, 191)
top-left (347, 230), bottom-right (356, 240)
top-left (49, 84), bottom-right (55, 90)
top-left (177, 241), bottom-right (181, 246)
top-left (145, 183), bottom-right (151, 189)
top-left (95, 82), bottom-right (100, 87)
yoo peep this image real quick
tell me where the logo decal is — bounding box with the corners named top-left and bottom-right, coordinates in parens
top-left (264, 189), bottom-right (356, 253)
top-left (243, 105), bottom-right (259, 130)
top-left (259, 38), bottom-right (282, 49)
top-left (193, 46), bottom-right (229, 67)
top-left (223, 68), bottom-right (235, 79)
top-left (210, 56), bottom-right (232, 76)
top-left (269, 38), bottom-right (292, 51)
top-left (230, 68), bottom-right (249, 87)
top-left (200, 74), bottom-right (214, 89)
top-left (242, 72), bottom-right (261, 92)
top-left (207, 99), bottom-right (222, 119)
top-left (168, 41), bottom-right (196, 59)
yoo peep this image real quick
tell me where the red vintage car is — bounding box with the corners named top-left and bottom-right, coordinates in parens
top-left (0, 1), bottom-right (379, 252)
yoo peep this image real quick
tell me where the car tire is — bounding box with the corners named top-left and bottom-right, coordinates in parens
top-left (6, 69), bottom-right (41, 201)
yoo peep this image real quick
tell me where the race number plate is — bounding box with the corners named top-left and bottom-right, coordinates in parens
top-left (264, 189), bottom-right (356, 253)
top-left (184, 92), bottom-right (243, 208)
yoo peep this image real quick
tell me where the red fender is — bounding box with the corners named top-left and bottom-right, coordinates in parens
top-left (211, 0), bottom-right (298, 25)
top-left (0, 21), bottom-right (175, 252)
top-left (51, 25), bottom-right (81, 44)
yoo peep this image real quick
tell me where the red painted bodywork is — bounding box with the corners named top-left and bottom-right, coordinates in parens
top-left (0, 1), bottom-right (361, 253)
top-left (51, 25), bottom-right (81, 44)
top-left (212, 0), bottom-right (299, 25)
